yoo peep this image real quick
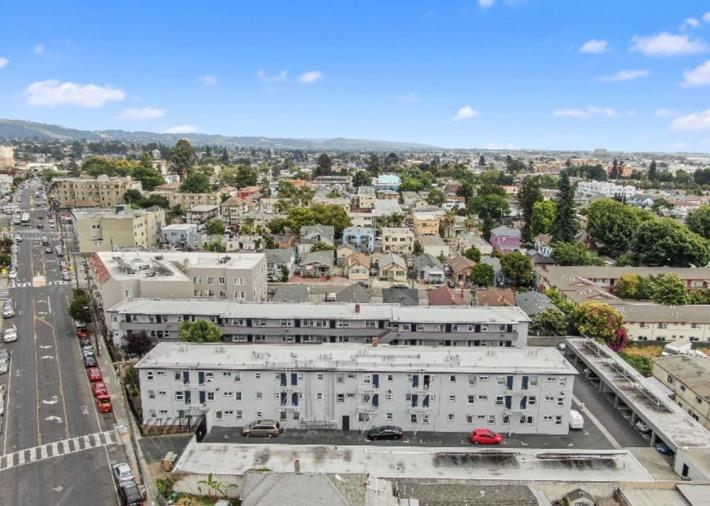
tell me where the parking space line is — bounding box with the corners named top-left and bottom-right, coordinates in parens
top-left (573, 394), bottom-right (621, 449)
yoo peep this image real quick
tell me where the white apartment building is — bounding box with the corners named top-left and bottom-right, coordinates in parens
top-left (576, 181), bottom-right (636, 203)
top-left (108, 300), bottom-right (530, 348)
top-left (135, 343), bottom-right (576, 434)
top-left (0, 174), bottom-right (13, 194)
top-left (614, 304), bottom-right (710, 342)
top-left (382, 227), bottom-right (415, 255)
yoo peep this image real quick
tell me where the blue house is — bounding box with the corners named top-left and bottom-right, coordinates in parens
top-left (342, 226), bottom-right (376, 253)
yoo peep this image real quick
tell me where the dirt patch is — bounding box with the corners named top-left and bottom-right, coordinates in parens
top-left (620, 345), bottom-right (663, 359)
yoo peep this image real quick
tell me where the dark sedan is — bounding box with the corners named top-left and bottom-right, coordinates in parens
top-left (366, 425), bottom-right (404, 441)
top-left (83, 354), bottom-right (97, 368)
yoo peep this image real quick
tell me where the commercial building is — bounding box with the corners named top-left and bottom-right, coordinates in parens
top-left (108, 300), bottom-right (530, 348)
top-left (135, 342), bottom-right (575, 433)
top-left (89, 251), bottom-right (267, 324)
top-left (161, 223), bottom-right (199, 250)
top-left (51, 175), bottom-right (140, 208)
top-left (652, 355), bottom-right (710, 429)
top-left (381, 227), bottom-right (415, 255)
top-left (72, 205), bottom-right (165, 253)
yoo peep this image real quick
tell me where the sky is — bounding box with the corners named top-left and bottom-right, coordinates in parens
top-left (1, 0), bottom-right (710, 152)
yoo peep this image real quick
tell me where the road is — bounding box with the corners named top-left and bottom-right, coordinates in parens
top-left (0, 180), bottom-right (121, 505)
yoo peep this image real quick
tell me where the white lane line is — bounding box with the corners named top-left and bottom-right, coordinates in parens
top-left (572, 394), bottom-right (621, 449)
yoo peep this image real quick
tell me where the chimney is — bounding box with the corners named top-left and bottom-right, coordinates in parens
top-left (355, 303), bottom-right (361, 313)
top-left (372, 336), bottom-right (379, 347)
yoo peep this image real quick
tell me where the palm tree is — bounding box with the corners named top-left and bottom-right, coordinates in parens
top-left (464, 215), bottom-right (478, 232)
top-left (440, 210), bottom-right (457, 238)
top-left (197, 473), bottom-right (238, 500)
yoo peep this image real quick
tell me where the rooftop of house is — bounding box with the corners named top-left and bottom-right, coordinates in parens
top-left (412, 211), bottom-right (441, 221)
top-left (448, 255), bottom-right (475, 272)
top-left (515, 291), bottom-right (554, 317)
top-left (428, 285), bottom-right (466, 306)
top-left (475, 288), bottom-right (516, 306)
top-left (413, 253), bottom-right (444, 271)
top-left (271, 284), bottom-right (310, 303)
top-left (653, 355), bottom-right (710, 400)
top-left (188, 204), bottom-right (220, 212)
top-left (613, 303), bottom-right (710, 324)
top-left (71, 205), bottom-right (163, 221)
top-left (265, 248), bottom-right (294, 264)
top-left (417, 234), bottom-right (447, 246)
top-left (302, 250), bottom-right (335, 267)
top-left (490, 225), bottom-right (520, 237)
top-left (135, 342), bottom-right (576, 373)
top-left (379, 253), bottom-right (406, 269)
top-left (381, 286), bottom-right (420, 306)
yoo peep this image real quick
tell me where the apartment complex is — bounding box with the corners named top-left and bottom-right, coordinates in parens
top-left (147, 190), bottom-right (221, 211)
top-left (0, 146), bottom-right (13, 170)
top-left (412, 212), bottom-right (441, 236)
top-left (51, 175), bottom-right (139, 208)
top-left (135, 342), bottom-right (576, 434)
top-left (107, 300), bottom-right (530, 348)
top-left (382, 227), bottom-right (415, 255)
top-left (652, 355), bottom-right (710, 430)
top-left (72, 205), bottom-right (165, 253)
top-left (614, 304), bottom-right (710, 342)
top-left (88, 251), bottom-right (268, 324)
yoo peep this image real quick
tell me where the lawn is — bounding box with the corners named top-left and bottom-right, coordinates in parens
top-left (618, 344), bottom-right (663, 376)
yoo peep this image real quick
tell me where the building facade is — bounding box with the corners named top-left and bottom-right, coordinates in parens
top-left (147, 190), bottom-right (221, 211)
top-left (614, 304), bottom-right (710, 343)
top-left (652, 355), bottom-right (710, 430)
top-left (342, 227), bottom-right (375, 253)
top-left (412, 212), bottom-right (441, 236)
top-left (108, 300), bottom-right (530, 348)
top-left (135, 343), bottom-right (576, 434)
top-left (382, 227), bottom-right (415, 255)
top-left (161, 223), bottom-right (199, 250)
top-left (72, 205), bottom-right (165, 253)
top-left (51, 175), bottom-right (139, 208)
top-left (0, 146), bottom-right (14, 170)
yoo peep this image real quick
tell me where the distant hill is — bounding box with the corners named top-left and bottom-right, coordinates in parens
top-left (0, 118), bottom-right (440, 151)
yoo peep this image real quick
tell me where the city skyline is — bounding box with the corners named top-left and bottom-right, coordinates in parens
top-left (1, 0), bottom-right (710, 152)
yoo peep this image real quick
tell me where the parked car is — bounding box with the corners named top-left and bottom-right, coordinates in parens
top-left (569, 410), bottom-right (584, 430)
top-left (96, 396), bottom-right (112, 413)
top-left (45, 246), bottom-right (53, 254)
top-left (366, 425), bottom-right (404, 441)
top-left (61, 271), bottom-right (71, 282)
top-left (79, 336), bottom-right (92, 347)
top-left (91, 382), bottom-right (108, 398)
top-left (83, 354), bottom-right (97, 368)
top-left (0, 349), bottom-right (9, 374)
top-left (2, 299), bottom-right (15, 318)
top-left (36, 222), bottom-right (43, 229)
top-left (118, 481), bottom-right (143, 506)
top-left (112, 463), bottom-right (134, 485)
top-left (87, 367), bottom-right (103, 382)
top-left (656, 441), bottom-right (673, 455)
top-left (81, 346), bottom-right (95, 358)
top-left (77, 328), bottom-right (90, 338)
top-left (241, 420), bottom-right (282, 438)
top-left (13, 235), bottom-right (21, 243)
top-left (3, 327), bottom-right (17, 343)
top-left (470, 428), bottom-right (503, 445)
top-left (635, 421), bottom-right (651, 434)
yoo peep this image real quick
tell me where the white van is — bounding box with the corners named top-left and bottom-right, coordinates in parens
top-left (569, 409), bottom-right (584, 430)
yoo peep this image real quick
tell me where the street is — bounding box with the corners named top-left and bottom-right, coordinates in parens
top-left (0, 180), bottom-right (122, 505)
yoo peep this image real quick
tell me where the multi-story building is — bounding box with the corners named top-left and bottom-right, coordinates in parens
top-left (381, 227), bottom-right (415, 255)
top-left (342, 226), bottom-right (375, 253)
top-left (220, 196), bottom-right (254, 227)
top-left (89, 251), bottom-right (267, 325)
top-left (51, 175), bottom-right (139, 208)
top-left (412, 211), bottom-right (440, 236)
top-left (186, 204), bottom-right (220, 224)
top-left (108, 300), bottom-right (530, 348)
top-left (613, 304), bottom-right (710, 342)
top-left (356, 186), bottom-right (376, 210)
top-left (652, 355), bottom-right (710, 429)
top-left (72, 205), bottom-right (165, 253)
top-left (135, 342), bottom-right (576, 434)
top-left (576, 181), bottom-right (636, 203)
top-left (0, 174), bottom-right (13, 194)
top-left (147, 190), bottom-right (221, 211)
top-left (0, 146), bottom-right (14, 170)
top-left (375, 174), bottom-right (401, 192)
top-left (161, 223), bottom-right (199, 250)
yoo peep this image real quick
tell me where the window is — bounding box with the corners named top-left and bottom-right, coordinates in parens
top-left (234, 372), bottom-right (241, 382)
top-left (387, 374), bottom-right (393, 381)
top-left (256, 411), bottom-right (262, 418)
top-left (466, 415), bottom-right (474, 423)
top-left (317, 373), bottom-right (324, 380)
top-left (256, 392), bottom-right (263, 400)
top-left (218, 277), bottom-right (225, 284)
top-left (236, 410), bottom-right (243, 420)
top-left (557, 396), bottom-right (564, 407)
top-left (545, 395), bottom-right (554, 402)
top-left (175, 392), bottom-right (184, 401)
top-left (410, 414), bottom-right (417, 423)
top-left (146, 371), bottom-right (154, 381)
top-left (174, 372), bottom-right (181, 381)
top-left (255, 373), bottom-right (261, 379)
top-left (529, 377), bottom-right (538, 386)
top-left (148, 390), bottom-right (155, 399)
top-left (555, 416), bottom-right (562, 425)
top-left (488, 415), bottom-right (495, 424)
top-left (207, 277), bottom-right (214, 284)
top-left (496, 376), bottom-right (505, 385)
top-left (207, 392), bottom-right (215, 401)
top-left (502, 415), bottom-right (510, 425)
top-left (448, 413), bottom-right (455, 422)
top-left (495, 396), bottom-right (504, 405)
top-left (543, 415), bottom-right (553, 421)
top-left (529, 396), bottom-right (537, 406)
top-left (467, 395), bottom-right (475, 404)
top-left (317, 393), bottom-right (323, 400)
top-left (223, 391), bottom-right (233, 398)
top-left (386, 412), bottom-right (393, 421)
top-left (479, 375), bottom-right (489, 382)
top-left (448, 375), bottom-right (456, 383)
top-left (386, 390), bottom-right (393, 401)
top-left (449, 394), bottom-right (456, 402)
top-left (337, 394), bottom-right (345, 403)
top-left (546, 376), bottom-right (557, 382)
top-left (235, 392), bottom-right (242, 401)
top-left (478, 395), bottom-right (488, 401)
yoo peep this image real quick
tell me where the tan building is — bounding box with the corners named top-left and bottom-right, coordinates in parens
top-left (378, 253), bottom-right (407, 282)
top-left (356, 186), bottom-right (375, 210)
top-left (88, 250), bottom-right (268, 326)
top-left (220, 196), bottom-right (254, 227)
top-left (343, 253), bottom-right (370, 280)
top-left (0, 146), bottom-right (14, 170)
top-left (382, 227), bottom-right (415, 255)
top-left (186, 204), bottom-right (220, 224)
top-left (72, 205), bottom-right (165, 253)
top-left (412, 211), bottom-right (441, 236)
top-left (652, 355), bottom-right (710, 429)
top-left (147, 190), bottom-right (221, 211)
top-left (52, 175), bottom-right (139, 208)
top-left (613, 303), bottom-right (710, 343)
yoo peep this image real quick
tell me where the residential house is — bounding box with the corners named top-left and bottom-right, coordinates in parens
top-left (336, 245), bottom-right (356, 261)
top-left (412, 211), bottom-right (441, 236)
top-left (489, 225), bottom-right (521, 253)
top-left (381, 286), bottom-right (419, 306)
top-left (342, 226), bottom-right (375, 253)
top-left (381, 227), bottom-right (415, 255)
top-left (613, 303), bottom-right (710, 343)
top-left (515, 291), bottom-right (553, 317)
top-left (265, 248), bottom-right (295, 282)
top-left (299, 224), bottom-right (335, 257)
top-left (413, 254), bottom-right (445, 284)
top-left (455, 233), bottom-right (493, 256)
top-left (348, 211), bottom-right (375, 228)
top-left (481, 255), bottom-right (505, 286)
top-left (474, 288), bottom-right (516, 306)
top-left (161, 223), bottom-right (199, 250)
top-left (378, 253), bottom-right (407, 282)
top-left (274, 232), bottom-right (298, 250)
top-left (220, 196), bottom-right (253, 227)
top-left (356, 186), bottom-right (375, 209)
top-left (428, 285), bottom-right (466, 306)
top-left (418, 234), bottom-right (449, 259)
top-left (448, 255), bottom-right (475, 284)
top-left (334, 283), bottom-right (371, 303)
top-left (299, 250), bottom-right (335, 278)
top-left (186, 204), bottom-right (220, 224)
top-left (344, 253), bottom-right (370, 281)
top-left (534, 234), bottom-right (553, 258)
top-left (272, 284), bottom-right (310, 303)
top-left (375, 173), bottom-right (401, 191)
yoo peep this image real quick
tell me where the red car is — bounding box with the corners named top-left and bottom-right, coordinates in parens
top-left (470, 428), bottom-right (503, 445)
top-left (91, 381), bottom-right (108, 398)
top-left (96, 395), bottom-right (113, 413)
top-left (87, 367), bottom-right (103, 382)
top-left (77, 329), bottom-right (90, 338)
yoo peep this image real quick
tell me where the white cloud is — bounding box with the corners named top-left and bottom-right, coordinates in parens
top-left (478, 0), bottom-right (495, 8)
top-left (453, 105), bottom-right (479, 121)
top-left (298, 70), bottom-right (323, 84)
top-left (165, 125), bottom-right (197, 134)
top-left (684, 18), bottom-right (700, 29)
top-left (200, 75), bottom-right (218, 86)
top-left (397, 92), bottom-right (422, 104)
top-left (118, 107), bottom-right (166, 120)
top-left (671, 109), bottom-right (710, 131)
top-left (24, 80), bottom-right (126, 108)
top-left (33, 43), bottom-right (45, 55)
top-left (553, 106), bottom-right (617, 118)
top-left (630, 32), bottom-right (708, 56)
top-left (704, 12), bottom-right (710, 23)
top-left (671, 142), bottom-right (689, 150)
top-left (655, 109), bottom-right (679, 117)
top-left (596, 69), bottom-right (650, 82)
top-left (682, 60), bottom-right (710, 87)
top-left (579, 39), bottom-right (608, 54)
top-left (0, 57), bottom-right (8, 68)
top-left (257, 69), bottom-right (288, 83)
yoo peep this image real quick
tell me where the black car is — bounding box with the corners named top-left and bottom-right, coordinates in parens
top-left (36, 222), bottom-right (44, 229)
top-left (83, 354), bottom-right (97, 368)
top-left (366, 425), bottom-right (404, 441)
top-left (118, 481), bottom-right (143, 506)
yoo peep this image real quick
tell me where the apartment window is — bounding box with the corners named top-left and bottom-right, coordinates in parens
top-left (336, 375), bottom-right (344, 384)
top-left (495, 396), bottom-right (504, 405)
top-left (234, 372), bottom-right (241, 382)
top-left (478, 395), bottom-right (488, 401)
top-left (148, 390), bottom-right (155, 399)
top-left (468, 375), bottom-right (476, 385)
top-left (223, 391), bottom-right (233, 398)
top-left (502, 415), bottom-right (510, 425)
top-left (448, 375), bottom-right (456, 383)
top-left (222, 371), bottom-right (232, 377)
top-left (410, 414), bottom-right (417, 423)
top-left (545, 395), bottom-right (554, 402)
top-left (559, 377), bottom-right (567, 386)
top-left (347, 374), bottom-right (356, 379)
top-left (218, 277), bottom-right (225, 284)
top-left (317, 393), bottom-right (323, 400)
top-left (235, 392), bottom-right (242, 401)
top-left (555, 416), bottom-right (562, 425)
top-left (386, 390), bottom-right (393, 401)
top-left (466, 415), bottom-right (474, 423)
top-left (467, 395), bottom-right (475, 404)
top-left (387, 374), bottom-right (393, 381)
top-left (529, 396), bottom-right (537, 406)
top-left (529, 377), bottom-right (538, 386)
top-left (479, 375), bottom-right (489, 382)
top-left (543, 415), bottom-right (553, 422)
top-left (449, 394), bottom-right (455, 402)
top-left (256, 411), bottom-right (262, 418)
top-left (175, 392), bottom-right (184, 401)
top-left (448, 414), bottom-right (455, 422)
top-left (546, 376), bottom-right (557, 382)
top-left (317, 373), bottom-right (324, 380)
top-left (496, 376), bottom-right (505, 385)
top-left (488, 415), bottom-right (495, 424)
top-left (557, 396), bottom-right (564, 407)
top-left (146, 371), bottom-right (154, 381)
top-left (255, 373), bottom-right (261, 379)
top-left (215, 411), bottom-right (222, 420)
top-left (256, 392), bottom-right (263, 400)
top-left (236, 410), bottom-right (243, 420)
top-left (337, 394), bottom-right (345, 403)
top-left (386, 413), bottom-right (393, 421)
top-left (174, 372), bottom-right (181, 381)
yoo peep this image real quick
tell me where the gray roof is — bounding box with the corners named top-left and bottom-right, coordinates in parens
top-left (241, 473), bottom-right (367, 506)
top-left (302, 250), bottom-right (335, 267)
top-left (490, 225), bottom-right (520, 237)
top-left (272, 284), bottom-right (310, 303)
top-left (481, 255), bottom-right (502, 273)
top-left (653, 355), bottom-right (710, 400)
top-left (265, 248), bottom-right (293, 265)
top-left (382, 286), bottom-right (419, 306)
top-left (300, 224), bottom-right (335, 240)
top-left (393, 481), bottom-right (541, 506)
top-left (515, 291), bottom-right (553, 317)
top-left (413, 253), bottom-right (444, 271)
top-left (379, 253), bottom-right (406, 269)
top-left (613, 303), bottom-right (710, 324)
top-left (335, 283), bottom-right (371, 303)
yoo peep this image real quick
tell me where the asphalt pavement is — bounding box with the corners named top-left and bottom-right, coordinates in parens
top-left (0, 180), bottom-right (123, 506)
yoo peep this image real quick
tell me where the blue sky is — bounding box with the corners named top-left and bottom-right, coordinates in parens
top-left (1, 0), bottom-right (710, 152)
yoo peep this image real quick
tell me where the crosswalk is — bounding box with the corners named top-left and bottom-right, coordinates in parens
top-left (9, 280), bottom-right (72, 289)
top-left (0, 431), bottom-right (118, 472)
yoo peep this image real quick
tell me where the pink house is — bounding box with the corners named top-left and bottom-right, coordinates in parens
top-left (489, 225), bottom-right (521, 252)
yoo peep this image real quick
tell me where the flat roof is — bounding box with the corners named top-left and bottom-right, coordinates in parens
top-left (653, 355), bottom-right (710, 400)
top-left (614, 303), bottom-right (710, 324)
top-left (136, 342), bottom-right (576, 374)
top-left (71, 207), bottom-right (161, 220)
top-left (108, 299), bottom-right (530, 323)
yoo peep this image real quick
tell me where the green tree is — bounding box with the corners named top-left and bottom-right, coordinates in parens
top-left (586, 199), bottom-right (644, 257)
top-left (69, 289), bottom-right (91, 323)
top-left (352, 170), bottom-right (372, 187)
top-left (310, 241), bottom-right (335, 252)
top-left (171, 139), bottom-right (197, 176)
top-left (552, 172), bottom-right (579, 243)
top-left (615, 273), bottom-right (641, 299)
top-left (500, 251), bottom-right (535, 286)
top-left (286, 204), bottom-right (352, 237)
top-left (575, 301), bottom-right (624, 345)
top-left (531, 200), bottom-right (556, 236)
top-left (427, 188), bottom-right (445, 206)
top-left (123, 189), bottom-right (143, 205)
top-left (530, 307), bottom-right (568, 336)
top-left (140, 194), bottom-right (170, 209)
top-left (205, 219), bottom-right (226, 235)
top-left (413, 241), bottom-right (423, 255)
top-left (610, 158), bottom-right (620, 179)
top-left (122, 331), bottom-right (154, 357)
top-left (518, 176), bottom-right (542, 243)
top-left (130, 164), bottom-right (165, 191)
top-left (180, 171), bottom-right (211, 193)
top-left (468, 194), bottom-right (509, 239)
top-left (650, 273), bottom-right (689, 305)
top-left (470, 262), bottom-right (494, 287)
top-left (478, 154), bottom-right (486, 167)
top-left (179, 320), bottom-right (222, 342)
top-left (632, 217), bottom-right (710, 267)
top-left (648, 159), bottom-right (658, 181)
top-left (551, 242), bottom-right (603, 266)
top-left (234, 164), bottom-right (258, 188)
top-left (687, 205), bottom-right (710, 239)
top-left (314, 153), bottom-right (333, 177)
top-left (463, 246), bottom-right (481, 262)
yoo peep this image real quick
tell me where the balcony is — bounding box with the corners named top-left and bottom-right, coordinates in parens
top-left (357, 384), bottom-right (377, 394)
top-left (408, 384), bottom-right (431, 394)
top-left (408, 405), bottom-right (432, 415)
top-left (357, 404), bottom-right (376, 413)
